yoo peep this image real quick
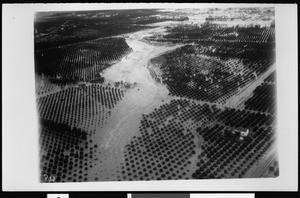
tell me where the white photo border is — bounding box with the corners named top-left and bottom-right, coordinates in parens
top-left (2, 3), bottom-right (298, 191)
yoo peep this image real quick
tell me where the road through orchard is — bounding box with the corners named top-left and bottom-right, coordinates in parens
top-left (88, 26), bottom-right (184, 180)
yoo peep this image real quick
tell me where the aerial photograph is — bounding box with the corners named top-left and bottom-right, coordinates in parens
top-left (34, 6), bottom-right (278, 182)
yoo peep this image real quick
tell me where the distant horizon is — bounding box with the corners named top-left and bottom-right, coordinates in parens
top-left (24, 3), bottom-right (277, 13)
top-left (34, 6), bottom-right (275, 13)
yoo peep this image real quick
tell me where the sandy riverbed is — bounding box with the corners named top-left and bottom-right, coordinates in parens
top-left (87, 23), bottom-right (184, 180)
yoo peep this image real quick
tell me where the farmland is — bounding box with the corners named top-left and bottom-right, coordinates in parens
top-left (35, 7), bottom-right (278, 182)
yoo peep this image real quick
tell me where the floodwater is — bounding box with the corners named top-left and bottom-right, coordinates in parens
top-left (88, 23), bottom-right (184, 180)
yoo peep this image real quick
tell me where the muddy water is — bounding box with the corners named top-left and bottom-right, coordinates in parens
top-left (88, 27), bottom-right (183, 180)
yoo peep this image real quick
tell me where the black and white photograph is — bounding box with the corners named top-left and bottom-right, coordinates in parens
top-left (34, 6), bottom-right (278, 183)
top-left (2, 3), bottom-right (298, 191)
